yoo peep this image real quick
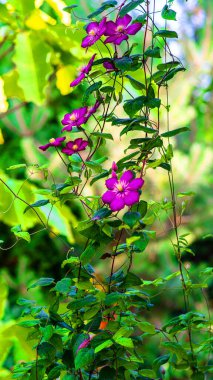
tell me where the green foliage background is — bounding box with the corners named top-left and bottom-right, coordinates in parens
top-left (0, 0), bottom-right (212, 379)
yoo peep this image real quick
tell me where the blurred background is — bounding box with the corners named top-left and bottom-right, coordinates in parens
top-left (0, 0), bottom-right (212, 378)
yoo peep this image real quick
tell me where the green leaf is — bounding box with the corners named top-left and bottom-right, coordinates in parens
top-left (37, 342), bottom-right (56, 362)
top-left (53, 278), bottom-right (71, 294)
top-left (13, 31), bottom-right (53, 105)
top-left (124, 96), bottom-right (145, 117)
top-left (24, 199), bottom-right (50, 214)
top-left (63, 5), bottom-right (78, 13)
top-left (139, 369), bottom-right (156, 378)
top-left (101, 86), bottom-right (115, 93)
top-left (91, 132), bottom-right (113, 140)
top-left (90, 170), bottom-right (109, 186)
top-left (138, 321), bottom-right (156, 334)
top-left (161, 127), bottom-right (190, 137)
top-left (18, 320), bottom-right (40, 328)
top-left (85, 160), bottom-right (102, 173)
top-left (99, 367), bottom-right (116, 380)
top-left (88, 1), bottom-right (117, 19)
top-left (61, 257), bottom-right (80, 268)
top-left (119, 0), bottom-right (145, 17)
top-left (7, 164), bottom-right (27, 171)
top-left (162, 342), bottom-right (187, 360)
top-left (144, 46), bottom-right (161, 58)
top-left (132, 200), bottom-right (147, 217)
top-left (157, 61), bottom-right (180, 70)
top-left (153, 355), bottom-right (170, 373)
top-left (95, 339), bottom-right (113, 353)
top-left (154, 30), bottom-right (178, 39)
top-left (114, 57), bottom-right (133, 72)
top-left (125, 75), bottom-right (146, 90)
top-left (177, 191), bottom-right (195, 197)
top-left (123, 211), bottom-right (141, 228)
top-left (48, 366), bottom-right (62, 380)
top-left (80, 242), bottom-right (104, 265)
top-left (92, 208), bottom-right (112, 220)
top-left (83, 81), bottom-right (102, 104)
top-left (161, 5), bottom-right (176, 20)
top-left (115, 337), bottom-right (133, 348)
top-left (75, 348), bottom-right (94, 370)
top-left (28, 277), bottom-right (54, 289)
top-left (11, 225), bottom-right (31, 242)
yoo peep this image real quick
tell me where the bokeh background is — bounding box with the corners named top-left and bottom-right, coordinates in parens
top-left (0, 0), bottom-right (212, 378)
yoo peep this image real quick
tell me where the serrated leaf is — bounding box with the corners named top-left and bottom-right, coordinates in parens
top-left (119, 0), bottom-right (145, 17)
top-left (161, 127), bottom-right (190, 137)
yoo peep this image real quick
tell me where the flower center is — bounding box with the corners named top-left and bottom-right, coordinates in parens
top-left (49, 138), bottom-right (55, 143)
top-left (72, 144), bottom-right (78, 151)
top-left (89, 29), bottom-right (96, 36)
top-left (70, 114), bottom-right (77, 121)
top-left (116, 25), bottom-right (124, 33)
top-left (116, 183), bottom-right (124, 192)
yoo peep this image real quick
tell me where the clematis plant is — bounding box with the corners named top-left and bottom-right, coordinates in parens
top-left (12, 2), bottom-right (210, 380)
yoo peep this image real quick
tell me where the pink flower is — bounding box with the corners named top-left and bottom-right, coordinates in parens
top-left (104, 14), bottom-right (142, 45)
top-left (70, 54), bottom-right (96, 87)
top-left (61, 107), bottom-right (88, 132)
top-left (61, 138), bottom-right (88, 156)
top-left (103, 60), bottom-right (117, 72)
top-left (39, 137), bottom-right (66, 151)
top-left (85, 100), bottom-right (101, 119)
top-left (102, 170), bottom-right (144, 211)
top-left (81, 18), bottom-right (107, 48)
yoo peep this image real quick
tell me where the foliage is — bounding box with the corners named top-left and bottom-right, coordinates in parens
top-left (0, 1), bottom-right (212, 380)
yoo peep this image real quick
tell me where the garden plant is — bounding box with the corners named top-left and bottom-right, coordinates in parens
top-left (0, 0), bottom-right (212, 380)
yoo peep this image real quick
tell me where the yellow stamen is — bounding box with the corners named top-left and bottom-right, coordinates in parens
top-left (49, 138), bottom-right (55, 143)
top-left (72, 144), bottom-right (78, 151)
top-left (89, 29), bottom-right (96, 36)
top-left (70, 114), bottom-right (77, 121)
top-left (116, 25), bottom-right (124, 32)
top-left (117, 183), bottom-right (123, 192)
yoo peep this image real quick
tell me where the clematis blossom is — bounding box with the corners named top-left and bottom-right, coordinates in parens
top-left (61, 138), bottom-right (88, 156)
top-left (70, 54), bottom-right (96, 87)
top-left (104, 14), bottom-right (142, 45)
top-left (85, 100), bottom-right (101, 119)
top-left (61, 107), bottom-right (88, 132)
top-left (39, 137), bottom-right (66, 151)
top-left (103, 60), bottom-right (117, 72)
top-left (102, 170), bottom-right (144, 211)
top-left (81, 18), bottom-right (107, 48)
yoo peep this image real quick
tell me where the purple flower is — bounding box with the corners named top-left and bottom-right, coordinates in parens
top-left (85, 100), bottom-right (101, 119)
top-left (81, 18), bottom-right (107, 48)
top-left (39, 137), bottom-right (66, 151)
top-left (61, 138), bottom-right (88, 156)
top-left (70, 54), bottom-right (96, 87)
top-left (104, 14), bottom-right (142, 45)
top-left (103, 60), bottom-right (117, 72)
top-left (102, 170), bottom-right (144, 211)
top-left (61, 107), bottom-right (88, 132)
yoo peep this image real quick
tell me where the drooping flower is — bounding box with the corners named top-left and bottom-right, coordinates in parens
top-left (61, 138), bottom-right (88, 156)
top-left (103, 60), bottom-right (117, 72)
top-left (39, 137), bottom-right (66, 151)
top-left (104, 14), bottom-right (142, 45)
top-left (102, 170), bottom-right (144, 211)
top-left (81, 18), bottom-right (107, 48)
top-left (70, 54), bottom-right (96, 87)
top-left (61, 107), bottom-right (88, 132)
top-left (85, 100), bottom-right (101, 119)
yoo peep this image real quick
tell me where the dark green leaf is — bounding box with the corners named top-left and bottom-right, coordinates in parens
top-left (161, 127), bottom-right (190, 137)
top-left (157, 61), bottom-right (180, 70)
top-left (101, 86), bottom-right (115, 93)
top-left (63, 5), bottom-right (78, 13)
top-left (114, 57), bottom-right (133, 72)
top-left (124, 96), bottom-right (146, 117)
top-left (132, 200), bottom-right (147, 217)
top-left (99, 366), bottom-right (116, 380)
top-left (37, 342), bottom-right (56, 362)
top-left (91, 132), bottom-right (113, 140)
top-left (88, 1), bottom-right (117, 19)
top-left (154, 30), bottom-right (178, 38)
top-left (83, 81), bottom-right (102, 104)
top-left (75, 348), bottom-right (94, 369)
top-left (90, 170), bottom-right (109, 185)
top-left (161, 5), bottom-right (176, 20)
top-left (28, 277), bottom-right (54, 289)
top-left (119, 0), bottom-right (145, 17)
top-left (125, 75), bottom-right (146, 90)
top-left (144, 46), bottom-right (161, 58)
top-left (123, 211), bottom-right (141, 228)
top-left (53, 278), bottom-right (71, 294)
top-left (24, 199), bottom-right (49, 214)
top-left (92, 208), bottom-right (112, 220)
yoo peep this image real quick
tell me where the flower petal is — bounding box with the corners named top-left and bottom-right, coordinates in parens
top-left (86, 22), bottom-right (99, 34)
top-left (110, 197), bottom-right (125, 211)
top-left (102, 190), bottom-right (115, 204)
top-left (104, 21), bottom-right (116, 36)
top-left (120, 170), bottom-right (134, 183)
top-left (124, 191), bottom-right (140, 206)
top-left (105, 177), bottom-right (118, 190)
top-left (128, 178), bottom-right (144, 190)
top-left (113, 35), bottom-right (128, 45)
top-left (70, 73), bottom-right (85, 87)
top-left (117, 14), bottom-right (132, 27)
top-left (126, 23), bottom-right (142, 35)
top-left (39, 143), bottom-right (51, 151)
